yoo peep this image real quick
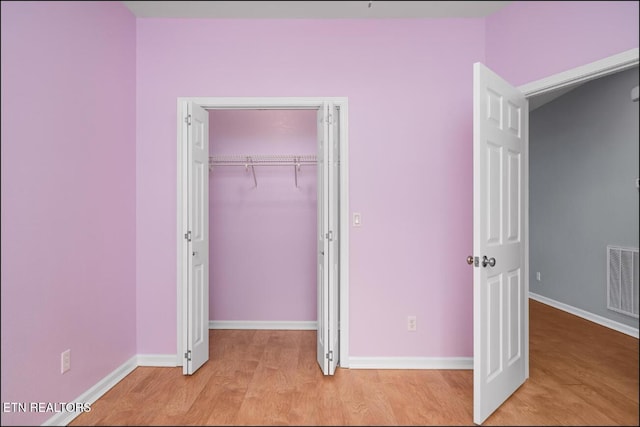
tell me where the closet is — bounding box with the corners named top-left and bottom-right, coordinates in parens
top-left (207, 109), bottom-right (318, 328)
top-left (178, 97), bottom-right (347, 377)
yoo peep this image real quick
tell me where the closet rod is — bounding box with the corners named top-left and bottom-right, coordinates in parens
top-left (209, 161), bottom-right (317, 166)
top-left (209, 154), bottom-right (316, 163)
top-left (209, 155), bottom-right (317, 188)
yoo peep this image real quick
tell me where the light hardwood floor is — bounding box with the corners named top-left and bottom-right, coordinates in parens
top-left (71, 300), bottom-right (639, 426)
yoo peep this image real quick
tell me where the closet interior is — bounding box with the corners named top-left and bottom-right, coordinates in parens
top-left (208, 109), bottom-right (319, 328)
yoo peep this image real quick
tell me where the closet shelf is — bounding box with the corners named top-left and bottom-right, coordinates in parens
top-left (209, 154), bottom-right (317, 188)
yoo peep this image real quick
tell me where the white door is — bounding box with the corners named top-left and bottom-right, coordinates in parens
top-left (183, 102), bottom-right (210, 375)
top-left (316, 103), bottom-right (330, 374)
top-left (317, 102), bottom-right (340, 375)
top-left (327, 103), bottom-right (341, 374)
top-left (472, 63), bottom-right (528, 424)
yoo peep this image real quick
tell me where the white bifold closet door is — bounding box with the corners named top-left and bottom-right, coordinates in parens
top-left (184, 102), bottom-right (210, 375)
top-left (317, 102), bottom-right (340, 375)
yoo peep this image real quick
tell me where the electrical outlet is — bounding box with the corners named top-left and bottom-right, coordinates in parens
top-left (407, 316), bottom-right (417, 331)
top-left (61, 349), bottom-right (71, 374)
top-left (536, 272), bottom-right (541, 282)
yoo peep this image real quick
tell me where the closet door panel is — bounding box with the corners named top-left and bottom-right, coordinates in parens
top-left (186, 102), bottom-right (210, 375)
top-left (316, 103), bottom-right (330, 375)
top-left (327, 103), bottom-right (340, 375)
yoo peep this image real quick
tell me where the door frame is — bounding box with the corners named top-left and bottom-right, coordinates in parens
top-left (518, 48), bottom-right (638, 377)
top-left (518, 48), bottom-right (638, 99)
top-left (175, 96), bottom-right (350, 369)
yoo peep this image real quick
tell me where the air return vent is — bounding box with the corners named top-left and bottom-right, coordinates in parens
top-left (607, 245), bottom-right (639, 318)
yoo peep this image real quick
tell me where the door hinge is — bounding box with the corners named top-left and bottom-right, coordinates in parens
top-left (185, 114), bottom-right (192, 125)
top-left (325, 230), bottom-right (333, 241)
top-left (184, 230), bottom-right (192, 242)
top-left (184, 350), bottom-right (192, 361)
top-left (325, 350), bottom-right (333, 361)
top-left (326, 114), bottom-right (333, 124)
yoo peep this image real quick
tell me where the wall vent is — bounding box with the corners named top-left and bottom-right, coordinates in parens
top-left (607, 245), bottom-right (639, 318)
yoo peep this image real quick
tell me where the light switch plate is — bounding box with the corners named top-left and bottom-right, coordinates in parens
top-left (353, 212), bottom-right (361, 227)
top-left (61, 349), bottom-right (71, 374)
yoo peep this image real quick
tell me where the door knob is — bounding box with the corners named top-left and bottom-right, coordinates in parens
top-left (482, 256), bottom-right (496, 267)
top-left (466, 256), bottom-right (474, 265)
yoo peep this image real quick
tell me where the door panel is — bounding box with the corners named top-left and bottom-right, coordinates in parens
top-left (186, 102), bottom-right (209, 375)
top-left (316, 104), bottom-right (329, 375)
top-left (328, 103), bottom-right (340, 374)
top-left (317, 102), bottom-right (341, 375)
top-left (473, 63), bottom-right (528, 424)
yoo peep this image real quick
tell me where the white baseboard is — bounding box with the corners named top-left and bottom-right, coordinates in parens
top-left (42, 355), bottom-right (137, 426)
top-left (137, 354), bottom-right (178, 367)
top-left (209, 320), bottom-right (317, 330)
top-left (349, 356), bottom-right (473, 370)
top-left (529, 292), bottom-right (639, 338)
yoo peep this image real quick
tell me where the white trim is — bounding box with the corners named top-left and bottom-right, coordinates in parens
top-left (137, 354), bottom-right (179, 367)
top-left (529, 293), bottom-right (639, 339)
top-left (42, 356), bottom-right (137, 426)
top-left (523, 93), bottom-right (530, 380)
top-left (349, 357), bottom-right (473, 370)
top-left (338, 101), bottom-right (350, 368)
top-left (178, 96), bottom-right (347, 109)
top-left (519, 48), bottom-right (639, 96)
top-left (177, 96), bottom-right (350, 370)
top-left (209, 320), bottom-right (317, 330)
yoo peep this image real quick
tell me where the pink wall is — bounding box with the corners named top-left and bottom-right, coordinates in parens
top-left (0, 2), bottom-right (136, 426)
top-left (2, 5), bottom-right (636, 422)
top-left (209, 110), bottom-right (317, 321)
top-left (136, 18), bottom-right (484, 356)
top-left (1, 3), bottom-right (636, 425)
top-left (486, 1), bottom-right (639, 86)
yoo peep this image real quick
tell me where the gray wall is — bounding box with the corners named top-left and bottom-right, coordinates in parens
top-left (530, 67), bottom-right (639, 328)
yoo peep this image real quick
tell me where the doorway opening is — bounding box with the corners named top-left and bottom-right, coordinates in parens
top-left (176, 97), bottom-right (350, 376)
top-left (525, 62), bottom-right (639, 330)
top-left (521, 49), bottom-right (639, 333)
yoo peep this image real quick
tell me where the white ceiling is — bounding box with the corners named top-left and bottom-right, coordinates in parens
top-left (122, 1), bottom-right (513, 19)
